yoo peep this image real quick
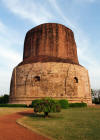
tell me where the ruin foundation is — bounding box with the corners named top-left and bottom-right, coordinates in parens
top-left (9, 62), bottom-right (92, 105)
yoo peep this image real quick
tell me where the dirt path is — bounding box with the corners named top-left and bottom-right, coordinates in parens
top-left (0, 111), bottom-right (50, 140)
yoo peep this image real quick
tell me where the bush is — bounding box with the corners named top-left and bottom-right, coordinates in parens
top-left (69, 103), bottom-right (87, 108)
top-left (33, 98), bottom-right (61, 117)
top-left (29, 100), bottom-right (40, 108)
top-left (58, 99), bottom-right (69, 109)
top-left (92, 98), bottom-right (100, 104)
top-left (0, 104), bottom-right (27, 107)
top-left (0, 94), bottom-right (9, 104)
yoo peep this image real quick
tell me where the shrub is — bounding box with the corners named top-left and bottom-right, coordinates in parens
top-left (0, 94), bottom-right (9, 104)
top-left (33, 98), bottom-right (61, 117)
top-left (29, 100), bottom-right (42, 108)
top-left (69, 103), bottom-right (87, 108)
top-left (0, 104), bottom-right (27, 107)
top-left (58, 99), bottom-right (69, 109)
top-left (93, 98), bottom-right (100, 104)
top-left (30, 100), bottom-right (40, 108)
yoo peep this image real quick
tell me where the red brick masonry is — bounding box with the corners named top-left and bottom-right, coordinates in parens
top-left (22, 23), bottom-right (79, 65)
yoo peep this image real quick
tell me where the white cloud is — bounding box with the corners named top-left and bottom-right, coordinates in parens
top-left (0, 20), bottom-right (8, 34)
top-left (0, 46), bottom-right (21, 64)
top-left (0, 69), bottom-right (11, 95)
top-left (0, 20), bottom-right (22, 63)
top-left (0, 20), bottom-right (22, 95)
top-left (78, 46), bottom-right (100, 89)
top-left (48, 0), bottom-right (79, 31)
top-left (0, 21), bottom-right (5, 31)
top-left (2, 0), bottom-right (53, 25)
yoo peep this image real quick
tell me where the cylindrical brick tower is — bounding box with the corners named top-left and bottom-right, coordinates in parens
top-left (22, 23), bottom-right (79, 64)
top-left (9, 23), bottom-right (92, 105)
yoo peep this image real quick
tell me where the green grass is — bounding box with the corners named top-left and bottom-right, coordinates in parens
top-left (0, 107), bottom-right (29, 117)
top-left (17, 107), bottom-right (100, 140)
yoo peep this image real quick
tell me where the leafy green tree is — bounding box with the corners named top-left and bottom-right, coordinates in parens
top-left (91, 89), bottom-right (94, 96)
top-left (33, 98), bottom-right (61, 117)
top-left (0, 94), bottom-right (9, 104)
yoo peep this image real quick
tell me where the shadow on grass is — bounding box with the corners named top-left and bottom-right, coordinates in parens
top-left (18, 112), bottom-right (45, 118)
top-left (18, 111), bottom-right (63, 119)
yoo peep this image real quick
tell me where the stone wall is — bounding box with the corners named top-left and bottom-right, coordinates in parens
top-left (9, 62), bottom-right (92, 105)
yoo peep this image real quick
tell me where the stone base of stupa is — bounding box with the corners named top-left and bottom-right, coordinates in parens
top-left (9, 62), bottom-right (92, 105)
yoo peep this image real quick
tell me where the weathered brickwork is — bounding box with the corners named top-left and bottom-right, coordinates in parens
top-left (20, 23), bottom-right (79, 65)
top-left (9, 63), bottom-right (92, 105)
top-left (9, 23), bottom-right (92, 105)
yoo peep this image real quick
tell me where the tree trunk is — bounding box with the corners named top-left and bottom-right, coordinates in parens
top-left (44, 112), bottom-right (48, 117)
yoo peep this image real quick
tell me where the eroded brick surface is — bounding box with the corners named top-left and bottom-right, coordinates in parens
top-left (9, 23), bottom-right (92, 105)
top-left (21, 23), bottom-right (79, 65)
top-left (9, 63), bottom-right (92, 105)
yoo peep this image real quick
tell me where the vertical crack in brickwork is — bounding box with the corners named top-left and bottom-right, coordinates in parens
top-left (48, 24), bottom-right (54, 56)
top-left (35, 27), bottom-right (42, 56)
top-left (65, 64), bottom-right (71, 95)
top-left (24, 65), bottom-right (33, 95)
top-left (65, 30), bottom-right (68, 57)
top-left (44, 24), bottom-right (47, 53)
top-left (73, 64), bottom-right (78, 96)
top-left (56, 24), bottom-right (58, 57)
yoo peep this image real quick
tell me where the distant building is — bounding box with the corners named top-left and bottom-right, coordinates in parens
top-left (9, 23), bottom-right (92, 105)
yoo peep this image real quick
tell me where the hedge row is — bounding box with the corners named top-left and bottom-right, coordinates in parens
top-left (58, 99), bottom-right (69, 109)
top-left (0, 104), bottom-right (27, 107)
top-left (0, 99), bottom-right (87, 108)
top-left (69, 103), bottom-right (87, 107)
top-left (31, 99), bottom-right (87, 109)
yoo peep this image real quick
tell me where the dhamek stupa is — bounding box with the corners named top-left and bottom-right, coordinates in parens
top-left (9, 23), bottom-right (92, 105)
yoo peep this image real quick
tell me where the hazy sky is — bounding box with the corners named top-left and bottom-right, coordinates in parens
top-left (0, 0), bottom-right (100, 95)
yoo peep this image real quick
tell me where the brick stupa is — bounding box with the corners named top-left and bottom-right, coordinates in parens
top-left (9, 23), bottom-right (92, 105)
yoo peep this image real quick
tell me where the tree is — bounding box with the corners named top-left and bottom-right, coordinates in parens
top-left (33, 98), bottom-right (61, 117)
top-left (91, 89), bottom-right (94, 96)
top-left (92, 89), bottom-right (100, 104)
top-left (0, 94), bottom-right (9, 104)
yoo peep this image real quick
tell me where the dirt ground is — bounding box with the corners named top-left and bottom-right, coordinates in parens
top-left (0, 110), bottom-right (51, 140)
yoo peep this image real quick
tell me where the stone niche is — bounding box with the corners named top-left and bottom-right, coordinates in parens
top-left (9, 23), bottom-right (92, 105)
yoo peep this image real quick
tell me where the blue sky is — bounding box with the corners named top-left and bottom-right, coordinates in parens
top-left (0, 0), bottom-right (100, 95)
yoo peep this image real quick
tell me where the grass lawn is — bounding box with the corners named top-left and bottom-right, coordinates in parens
top-left (17, 107), bottom-right (100, 140)
top-left (0, 107), bottom-right (29, 117)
